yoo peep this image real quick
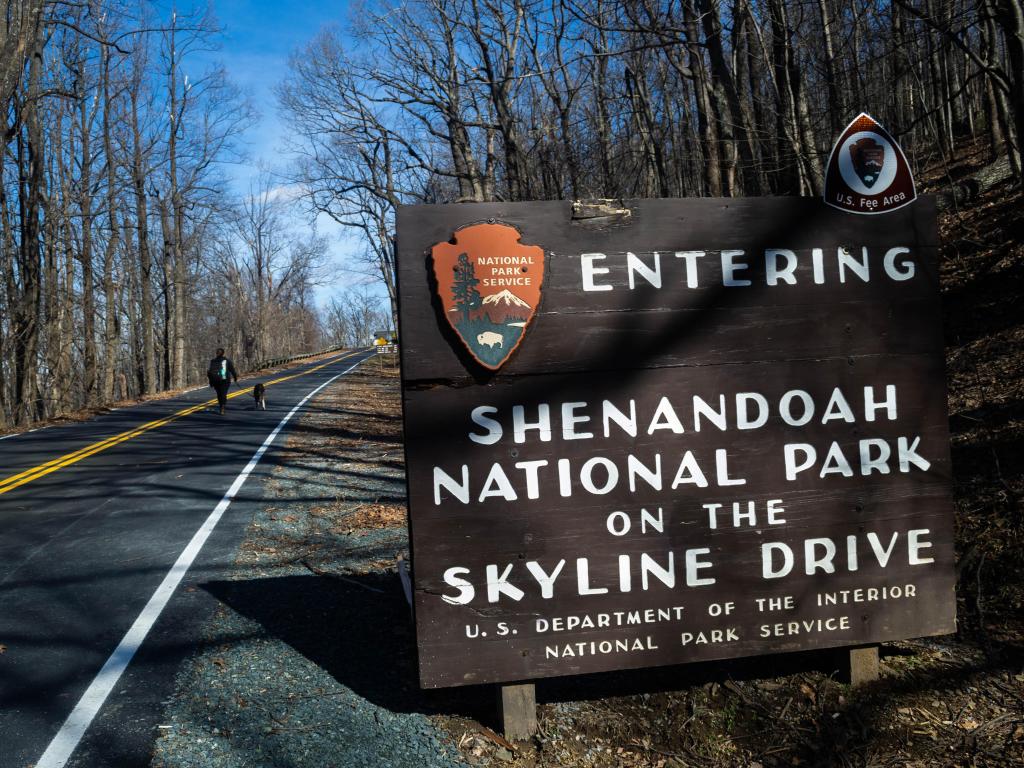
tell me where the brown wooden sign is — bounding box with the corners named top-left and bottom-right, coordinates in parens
top-left (396, 198), bottom-right (955, 689)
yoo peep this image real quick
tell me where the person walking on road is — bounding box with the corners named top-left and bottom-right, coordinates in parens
top-left (207, 348), bottom-right (239, 415)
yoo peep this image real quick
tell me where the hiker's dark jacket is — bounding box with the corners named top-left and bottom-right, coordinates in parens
top-left (207, 356), bottom-right (239, 386)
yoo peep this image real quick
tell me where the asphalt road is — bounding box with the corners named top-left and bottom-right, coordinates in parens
top-left (0, 349), bottom-right (373, 768)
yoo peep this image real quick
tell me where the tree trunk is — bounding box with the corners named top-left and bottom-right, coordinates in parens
top-left (159, 198), bottom-right (174, 389)
top-left (624, 63), bottom-right (670, 197)
top-left (591, 1), bottom-right (615, 196)
top-left (14, 33), bottom-right (45, 424)
top-left (130, 82), bottom-right (157, 395)
top-left (0, 0), bottom-right (45, 110)
top-left (0, 105), bottom-right (12, 427)
top-left (77, 70), bottom-right (98, 406)
top-left (44, 111), bottom-right (71, 418)
top-left (100, 44), bottom-right (121, 403)
top-left (994, 0), bottom-right (1024, 178)
top-left (817, 0), bottom-right (844, 133)
top-left (697, 0), bottom-right (763, 195)
top-left (165, 17), bottom-right (187, 389)
top-left (683, 0), bottom-right (722, 196)
top-left (468, 0), bottom-right (531, 201)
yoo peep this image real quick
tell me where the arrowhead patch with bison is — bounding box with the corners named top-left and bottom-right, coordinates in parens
top-left (430, 222), bottom-right (544, 371)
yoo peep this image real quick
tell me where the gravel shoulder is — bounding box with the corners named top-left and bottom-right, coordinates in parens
top-left (149, 349), bottom-right (1023, 768)
top-left (150, 359), bottom-right (469, 768)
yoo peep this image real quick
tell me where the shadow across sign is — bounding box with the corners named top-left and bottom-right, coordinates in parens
top-left (396, 197), bottom-right (955, 689)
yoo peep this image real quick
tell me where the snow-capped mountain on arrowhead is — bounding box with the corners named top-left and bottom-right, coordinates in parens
top-left (482, 289), bottom-right (531, 309)
top-left (480, 289), bottom-right (532, 323)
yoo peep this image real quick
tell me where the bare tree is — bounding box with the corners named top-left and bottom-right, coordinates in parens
top-left (0, 1), bottom-right (327, 428)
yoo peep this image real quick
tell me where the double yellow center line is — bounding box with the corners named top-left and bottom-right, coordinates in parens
top-left (0, 350), bottom-right (366, 496)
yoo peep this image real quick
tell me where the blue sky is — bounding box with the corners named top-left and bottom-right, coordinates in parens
top-left (212, 0), bottom-right (345, 174)
top-left (189, 0), bottom-right (378, 306)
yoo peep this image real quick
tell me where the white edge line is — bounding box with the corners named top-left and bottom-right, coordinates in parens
top-left (0, 427), bottom-right (41, 441)
top-left (35, 356), bottom-right (367, 768)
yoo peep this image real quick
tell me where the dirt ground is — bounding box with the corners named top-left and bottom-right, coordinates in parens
top-left (273, 343), bottom-right (1021, 766)
top-left (191, 167), bottom-right (1024, 767)
top-left (301, 178), bottom-right (1024, 767)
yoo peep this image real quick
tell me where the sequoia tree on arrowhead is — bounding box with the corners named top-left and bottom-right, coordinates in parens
top-left (451, 253), bottom-right (483, 323)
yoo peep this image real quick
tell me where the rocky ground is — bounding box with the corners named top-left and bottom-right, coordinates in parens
top-left (152, 165), bottom-right (1023, 767)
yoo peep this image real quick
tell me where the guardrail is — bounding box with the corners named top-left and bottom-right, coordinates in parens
top-left (254, 344), bottom-right (353, 371)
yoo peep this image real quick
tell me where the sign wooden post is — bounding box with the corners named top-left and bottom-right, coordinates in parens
top-left (498, 683), bottom-right (538, 741)
top-left (396, 198), bottom-right (955, 721)
top-left (847, 645), bottom-right (880, 686)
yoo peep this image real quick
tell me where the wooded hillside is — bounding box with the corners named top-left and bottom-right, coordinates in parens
top-left (281, 0), bottom-right (1023, 322)
top-left (3, 0), bottom-right (1022, 427)
top-left (0, 2), bottom-right (335, 428)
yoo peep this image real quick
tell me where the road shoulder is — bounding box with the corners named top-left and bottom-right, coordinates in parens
top-left (150, 359), bottom-right (469, 768)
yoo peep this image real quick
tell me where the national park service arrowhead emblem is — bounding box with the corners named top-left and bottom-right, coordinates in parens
top-left (431, 222), bottom-right (544, 371)
top-left (824, 113), bottom-right (916, 215)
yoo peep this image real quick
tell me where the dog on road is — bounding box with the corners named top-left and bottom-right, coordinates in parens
top-left (253, 382), bottom-right (267, 410)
